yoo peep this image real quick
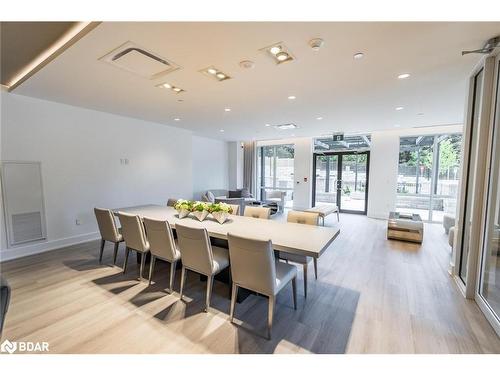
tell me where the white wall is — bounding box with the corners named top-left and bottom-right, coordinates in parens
top-left (1, 93), bottom-right (194, 260)
top-left (367, 125), bottom-right (463, 219)
top-left (192, 135), bottom-right (229, 200)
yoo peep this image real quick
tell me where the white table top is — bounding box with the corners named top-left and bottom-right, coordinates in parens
top-left (114, 205), bottom-right (340, 258)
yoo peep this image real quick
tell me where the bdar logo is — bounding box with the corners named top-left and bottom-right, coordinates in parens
top-left (1, 339), bottom-right (17, 354)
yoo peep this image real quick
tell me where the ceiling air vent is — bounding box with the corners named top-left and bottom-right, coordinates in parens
top-left (99, 41), bottom-right (180, 79)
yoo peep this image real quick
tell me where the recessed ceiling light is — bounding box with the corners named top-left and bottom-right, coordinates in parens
top-left (316, 117), bottom-right (323, 120)
top-left (396, 106), bottom-right (404, 111)
top-left (398, 73), bottom-right (410, 79)
top-left (174, 118), bottom-right (181, 121)
top-left (288, 95), bottom-right (296, 100)
top-left (353, 52), bottom-right (364, 60)
top-left (224, 108), bottom-right (231, 112)
top-left (270, 46), bottom-right (281, 55)
top-left (200, 66), bottom-right (231, 82)
top-left (276, 52), bottom-right (289, 62)
top-left (394, 124), bottom-right (401, 128)
top-left (265, 124), bottom-right (271, 127)
top-left (261, 42), bottom-right (295, 65)
top-left (157, 82), bottom-right (185, 94)
top-left (220, 129), bottom-right (225, 132)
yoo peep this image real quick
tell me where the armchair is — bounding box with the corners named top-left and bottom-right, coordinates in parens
top-left (263, 190), bottom-right (286, 213)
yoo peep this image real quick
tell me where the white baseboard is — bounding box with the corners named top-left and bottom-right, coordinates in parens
top-left (0, 232), bottom-right (100, 262)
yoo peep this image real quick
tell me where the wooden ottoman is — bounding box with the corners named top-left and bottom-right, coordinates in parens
top-left (387, 212), bottom-right (424, 243)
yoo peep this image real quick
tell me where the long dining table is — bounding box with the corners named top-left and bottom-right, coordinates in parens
top-left (114, 204), bottom-right (340, 259)
top-left (114, 204), bottom-right (340, 302)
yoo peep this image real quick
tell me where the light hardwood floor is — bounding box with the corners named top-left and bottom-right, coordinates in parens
top-left (1, 213), bottom-right (499, 354)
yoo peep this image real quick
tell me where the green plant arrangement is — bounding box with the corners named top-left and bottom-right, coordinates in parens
top-left (192, 201), bottom-right (210, 221)
top-left (208, 202), bottom-right (233, 214)
top-left (174, 199), bottom-right (193, 218)
top-left (209, 202), bottom-right (232, 224)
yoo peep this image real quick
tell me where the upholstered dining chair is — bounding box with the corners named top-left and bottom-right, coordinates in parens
top-left (279, 210), bottom-right (320, 298)
top-left (143, 218), bottom-right (181, 292)
top-left (94, 208), bottom-right (124, 265)
top-left (227, 233), bottom-right (297, 340)
top-left (166, 198), bottom-right (178, 207)
top-left (243, 206), bottom-right (271, 219)
top-left (228, 204), bottom-right (240, 215)
top-left (117, 212), bottom-right (150, 281)
top-left (175, 224), bottom-right (230, 312)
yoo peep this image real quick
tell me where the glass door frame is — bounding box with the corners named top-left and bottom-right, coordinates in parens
top-left (454, 53), bottom-right (497, 301)
top-left (475, 51), bottom-right (500, 337)
top-left (312, 151), bottom-right (370, 215)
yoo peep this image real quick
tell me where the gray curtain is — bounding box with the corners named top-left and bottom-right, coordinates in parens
top-left (243, 141), bottom-right (257, 196)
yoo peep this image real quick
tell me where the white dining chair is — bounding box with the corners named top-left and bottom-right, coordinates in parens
top-left (279, 210), bottom-right (320, 298)
top-left (94, 208), bottom-right (124, 265)
top-left (228, 233), bottom-right (297, 339)
top-left (143, 218), bottom-right (181, 292)
top-left (175, 224), bottom-right (230, 312)
top-left (117, 212), bottom-right (150, 281)
top-left (243, 206), bottom-right (271, 219)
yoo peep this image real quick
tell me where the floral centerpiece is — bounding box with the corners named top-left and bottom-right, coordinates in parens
top-left (209, 202), bottom-right (232, 224)
top-left (174, 199), bottom-right (193, 219)
top-left (192, 201), bottom-right (210, 221)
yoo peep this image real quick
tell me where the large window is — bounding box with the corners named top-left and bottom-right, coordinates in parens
top-left (396, 134), bottom-right (462, 222)
top-left (257, 144), bottom-right (294, 206)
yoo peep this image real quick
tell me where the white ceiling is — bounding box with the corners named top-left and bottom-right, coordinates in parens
top-left (13, 22), bottom-right (500, 141)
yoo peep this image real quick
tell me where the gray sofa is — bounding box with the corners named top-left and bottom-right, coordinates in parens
top-left (201, 188), bottom-right (254, 215)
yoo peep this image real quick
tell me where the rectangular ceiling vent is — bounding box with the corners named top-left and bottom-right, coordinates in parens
top-left (99, 41), bottom-right (180, 79)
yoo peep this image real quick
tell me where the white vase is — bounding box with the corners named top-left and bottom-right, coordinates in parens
top-left (212, 211), bottom-right (229, 224)
top-left (193, 210), bottom-right (209, 221)
top-left (177, 208), bottom-right (191, 219)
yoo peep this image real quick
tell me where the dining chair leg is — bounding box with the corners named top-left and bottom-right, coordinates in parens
top-left (168, 261), bottom-right (176, 293)
top-left (98, 239), bottom-right (105, 263)
top-left (291, 277), bottom-right (297, 310)
top-left (267, 295), bottom-right (275, 340)
top-left (313, 258), bottom-right (318, 280)
top-left (205, 275), bottom-right (214, 312)
top-left (179, 266), bottom-right (187, 300)
top-left (229, 283), bottom-right (238, 322)
top-left (148, 255), bottom-right (156, 285)
top-left (123, 247), bottom-right (130, 273)
top-left (303, 263), bottom-right (308, 298)
top-left (139, 251), bottom-right (146, 281)
top-left (337, 211), bottom-right (340, 221)
top-left (112, 242), bottom-right (119, 265)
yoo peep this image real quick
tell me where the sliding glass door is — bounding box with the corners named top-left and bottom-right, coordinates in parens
top-left (477, 56), bottom-right (500, 334)
top-left (396, 134), bottom-right (462, 222)
top-left (312, 151), bottom-right (369, 214)
top-left (257, 144), bottom-right (294, 207)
